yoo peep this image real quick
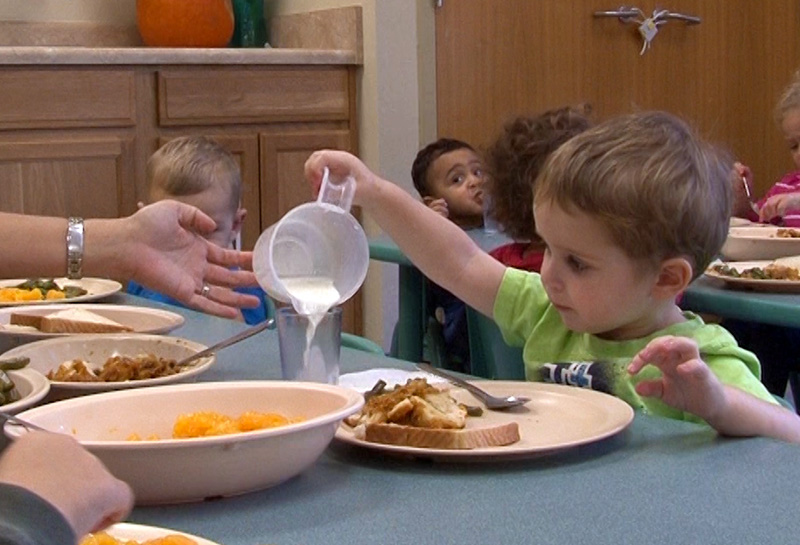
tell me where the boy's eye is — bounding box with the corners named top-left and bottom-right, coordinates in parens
top-left (473, 167), bottom-right (484, 178)
top-left (451, 174), bottom-right (466, 185)
top-left (567, 255), bottom-right (588, 272)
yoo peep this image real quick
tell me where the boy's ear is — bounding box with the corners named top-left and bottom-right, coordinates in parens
top-left (233, 207), bottom-right (247, 234)
top-left (652, 257), bottom-right (692, 299)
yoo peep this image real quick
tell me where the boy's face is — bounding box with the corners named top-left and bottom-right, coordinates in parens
top-left (425, 148), bottom-right (485, 223)
top-left (150, 185), bottom-right (243, 248)
top-left (534, 201), bottom-right (662, 340)
top-left (781, 108), bottom-right (800, 169)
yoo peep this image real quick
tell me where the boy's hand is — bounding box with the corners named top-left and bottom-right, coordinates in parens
top-left (423, 197), bottom-right (449, 218)
top-left (304, 150), bottom-right (379, 206)
top-left (628, 336), bottom-right (726, 422)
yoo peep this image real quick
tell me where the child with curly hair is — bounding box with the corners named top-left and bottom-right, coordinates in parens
top-left (484, 105), bottom-right (592, 271)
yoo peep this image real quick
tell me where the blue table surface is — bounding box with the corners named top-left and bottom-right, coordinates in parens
top-left (71, 294), bottom-right (800, 545)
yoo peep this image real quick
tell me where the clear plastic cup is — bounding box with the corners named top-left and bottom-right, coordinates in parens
top-left (253, 168), bottom-right (369, 313)
top-left (277, 306), bottom-right (342, 384)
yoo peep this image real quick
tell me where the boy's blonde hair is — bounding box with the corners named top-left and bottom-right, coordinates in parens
top-left (775, 69), bottom-right (800, 124)
top-left (147, 136), bottom-right (242, 212)
top-left (535, 111), bottom-right (732, 280)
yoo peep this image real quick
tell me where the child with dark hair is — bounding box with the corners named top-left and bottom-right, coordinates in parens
top-left (411, 138), bottom-right (485, 228)
top-left (484, 105), bottom-right (592, 271)
top-left (410, 138), bottom-right (486, 371)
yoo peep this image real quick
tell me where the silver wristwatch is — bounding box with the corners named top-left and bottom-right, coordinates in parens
top-left (66, 217), bottom-right (84, 280)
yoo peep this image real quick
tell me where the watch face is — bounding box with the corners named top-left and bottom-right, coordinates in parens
top-left (67, 217), bottom-right (84, 279)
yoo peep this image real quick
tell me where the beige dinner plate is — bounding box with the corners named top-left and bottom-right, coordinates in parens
top-left (85, 522), bottom-right (219, 545)
top-left (704, 260), bottom-right (800, 293)
top-left (0, 303), bottom-right (185, 341)
top-left (0, 277), bottom-right (122, 306)
top-left (335, 380), bottom-right (634, 461)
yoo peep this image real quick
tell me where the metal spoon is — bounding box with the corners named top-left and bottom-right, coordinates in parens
top-left (0, 410), bottom-right (48, 432)
top-left (177, 318), bottom-right (274, 368)
top-left (416, 363), bottom-right (530, 410)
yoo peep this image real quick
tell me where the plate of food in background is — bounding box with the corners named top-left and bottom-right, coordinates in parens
top-left (721, 226), bottom-right (800, 261)
top-left (705, 256), bottom-right (800, 293)
top-left (0, 277), bottom-right (122, 306)
top-left (0, 334), bottom-right (215, 397)
top-left (0, 303), bottom-right (184, 346)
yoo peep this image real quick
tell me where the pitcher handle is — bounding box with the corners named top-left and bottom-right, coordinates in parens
top-left (317, 167), bottom-right (356, 213)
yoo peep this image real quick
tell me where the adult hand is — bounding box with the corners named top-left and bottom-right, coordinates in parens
top-left (628, 335), bottom-right (726, 423)
top-left (0, 432), bottom-right (133, 538)
top-left (423, 197), bottom-right (449, 218)
top-left (116, 201), bottom-right (259, 319)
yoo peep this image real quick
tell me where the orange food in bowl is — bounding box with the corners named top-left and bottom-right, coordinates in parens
top-left (81, 533), bottom-right (197, 545)
top-left (136, 0), bottom-right (235, 47)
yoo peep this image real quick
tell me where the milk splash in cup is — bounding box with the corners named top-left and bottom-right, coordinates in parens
top-left (253, 167), bottom-right (369, 381)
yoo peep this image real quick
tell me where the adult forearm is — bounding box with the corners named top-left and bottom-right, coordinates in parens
top-left (0, 213), bottom-right (131, 281)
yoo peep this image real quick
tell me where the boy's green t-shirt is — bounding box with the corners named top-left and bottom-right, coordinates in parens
top-left (493, 268), bottom-right (776, 422)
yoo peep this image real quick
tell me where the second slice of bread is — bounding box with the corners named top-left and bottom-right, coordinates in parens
top-left (39, 308), bottom-right (133, 333)
top-left (364, 420), bottom-right (520, 450)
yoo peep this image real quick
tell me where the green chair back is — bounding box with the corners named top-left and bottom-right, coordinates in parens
top-left (466, 307), bottom-right (525, 380)
top-left (341, 333), bottom-right (385, 355)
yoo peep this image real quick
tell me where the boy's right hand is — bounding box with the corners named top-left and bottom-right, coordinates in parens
top-left (423, 197), bottom-right (449, 218)
top-left (305, 150), bottom-right (379, 206)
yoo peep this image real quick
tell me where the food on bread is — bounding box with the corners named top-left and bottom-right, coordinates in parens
top-left (10, 308), bottom-right (133, 333)
top-left (345, 378), bottom-right (520, 450)
top-left (710, 262), bottom-right (800, 281)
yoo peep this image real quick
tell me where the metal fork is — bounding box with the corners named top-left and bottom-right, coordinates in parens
top-left (416, 363), bottom-right (530, 410)
top-left (740, 175), bottom-right (760, 215)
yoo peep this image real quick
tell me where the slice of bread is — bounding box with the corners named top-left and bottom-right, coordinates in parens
top-left (362, 421), bottom-right (520, 450)
top-left (36, 308), bottom-right (133, 333)
top-left (9, 313), bottom-right (44, 329)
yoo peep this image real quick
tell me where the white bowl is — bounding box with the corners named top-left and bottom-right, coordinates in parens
top-left (0, 334), bottom-right (215, 397)
top-left (5, 381), bottom-right (364, 504)
top-left (1, 368), bottom-right (49, 414)
top-left (721, 226), bottom-right (800, 261)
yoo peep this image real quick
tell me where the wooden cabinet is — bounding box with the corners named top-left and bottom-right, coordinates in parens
top-left (0, 63), bottom-right (362, 334)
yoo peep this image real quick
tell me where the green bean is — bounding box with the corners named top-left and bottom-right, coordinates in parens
top-left (0, 356), bottom-right (30, 371)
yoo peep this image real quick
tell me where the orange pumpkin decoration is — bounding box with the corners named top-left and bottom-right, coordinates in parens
top-left (136, 0), bottom-right (235, 48)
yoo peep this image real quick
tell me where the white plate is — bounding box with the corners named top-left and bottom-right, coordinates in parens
top-left (335, 381), bottom-right (634, 461)
top-left (338, 368), bottom-right (448, 393)
top-left (1, 368), bottom-right (49, 414)
top-left (87, 522), bottom-right (219, 545)
top-left (704, 260), bottom-right (800, 293)
top-left (0, 334), bottom-right (215, 396)
top-left (0, 277), bottom-right (122, 306)
top-left (6, 381), bottom-right (364, 504)
top-left (721, 226), bottom-right (800, 261)
top-left (0, 304), bottom-right (184, 344)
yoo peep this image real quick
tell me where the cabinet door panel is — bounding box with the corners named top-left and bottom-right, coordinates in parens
top-left (0, 137), bottom-right (134, 218)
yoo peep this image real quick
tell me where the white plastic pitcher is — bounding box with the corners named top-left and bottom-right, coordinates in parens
top-left (253, 168), bottom-right (369, 314)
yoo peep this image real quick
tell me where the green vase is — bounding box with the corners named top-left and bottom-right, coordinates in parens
top-left (231, 0), bottom-right (267, 47)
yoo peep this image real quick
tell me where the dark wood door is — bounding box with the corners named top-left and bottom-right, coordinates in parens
top-left (436, 0), bottom-right (800, 196)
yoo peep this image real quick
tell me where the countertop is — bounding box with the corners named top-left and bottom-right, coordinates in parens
top-left (0, 46), bottom-right (358, 66)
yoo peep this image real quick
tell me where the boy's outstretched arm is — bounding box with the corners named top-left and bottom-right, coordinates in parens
top-left (629, 336), bottom-right (800, 444)
top-left (305, 150), bottom-right (506, 316)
